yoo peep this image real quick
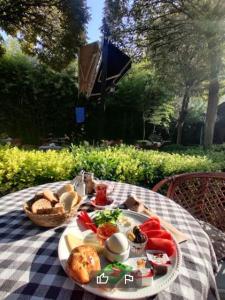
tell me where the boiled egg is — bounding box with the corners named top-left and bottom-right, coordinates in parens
top-left (106, 232), bottom-right (129, 254)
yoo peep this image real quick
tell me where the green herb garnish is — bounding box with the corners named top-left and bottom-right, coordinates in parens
top-left (94, 208), bottom-right (122, 226)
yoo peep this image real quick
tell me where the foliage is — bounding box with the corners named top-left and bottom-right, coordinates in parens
top-left (104, 0), bottom-right (225, 147)
top-left (0, 145), bottom-right (222, 196)
top-left (0, 0), bottom-right (89, 70)
top-left (132, 0), bottom-right (225, 148)
top-left (102, 0), bottom-right (209, 144)
top-left (106, 62), bottom-right (175, 134)
top-left (0, 49), bottom-right (78, 144)
top-left (102, 0), bottom-right (141, 59)
top-left (161, 144), bottom-right (225, 169)
top-left (0, 43), bottom-right (174, 143)
top-left (185, 98), bottom-right (207, 124)
top-left (0, 146), bottom-right (74, 195)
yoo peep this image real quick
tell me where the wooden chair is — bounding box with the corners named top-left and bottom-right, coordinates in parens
top-left (152, 172), bottom-right (225, 232)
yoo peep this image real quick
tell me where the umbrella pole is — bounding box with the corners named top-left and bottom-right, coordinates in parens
top-left (98, 22), bottom-right (109, 141)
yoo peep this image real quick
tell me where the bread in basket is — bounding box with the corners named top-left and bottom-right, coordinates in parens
top-left (23, 184), bottom-right (82, 227)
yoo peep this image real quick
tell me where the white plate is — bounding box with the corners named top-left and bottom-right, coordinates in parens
top-left (58, 210), bottom-right (182, 299)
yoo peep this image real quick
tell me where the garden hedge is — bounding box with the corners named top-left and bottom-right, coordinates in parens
top-left (0, 145), bottom-right (222, 196)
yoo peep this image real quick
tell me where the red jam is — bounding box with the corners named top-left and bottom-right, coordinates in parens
top-left (97, 223), bottom-right (118, 244)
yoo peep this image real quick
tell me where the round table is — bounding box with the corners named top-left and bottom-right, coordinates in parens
top-left (0, 181), bottom-right (219, 300)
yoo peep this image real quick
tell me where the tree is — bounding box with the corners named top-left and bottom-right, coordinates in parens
top-left (0, 0), bottom-right (89, 70)
top-left (102, 0), bottom-right (208, 144)
top-left (149, 32), bottom-right (208, 144)
top-left (102, 0), bottom-right (143, 59)
top-left (131, 0), bottom-right (225, 148)
top-left (105, 0), bottom-right (225, 148)
top-left (106, 62), bottom-right (174, 140)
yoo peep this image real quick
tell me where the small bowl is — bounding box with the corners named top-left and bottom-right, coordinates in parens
top-left (126, 230), bottom-right (148, 255)
top-left (96, 223), bottom-right (119, 244)
top-left (90, 196), bottom-right (115, 209)
top-left (104, 242), bottom-right (130, 262)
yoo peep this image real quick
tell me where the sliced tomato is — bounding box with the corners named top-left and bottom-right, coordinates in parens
top-left (143, 230), bottom-right (172, 241)
top-left (140, 219), bottom-right (161, 231)
top-left (146, 238), bottom-right (176, 257)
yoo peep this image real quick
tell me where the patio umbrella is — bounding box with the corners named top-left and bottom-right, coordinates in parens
top-left (78, 40), bottom-right (131, 100)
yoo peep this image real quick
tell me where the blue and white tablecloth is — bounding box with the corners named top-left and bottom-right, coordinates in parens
top-left (0, 181), bottom-right (219, 300)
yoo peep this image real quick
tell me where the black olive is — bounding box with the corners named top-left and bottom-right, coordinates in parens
top-left (134, 231), bottom-right (146, 243)
top-left (139, 233), bottom-right (146, 243)
top-left (133, 226), bottom-right (140, 235)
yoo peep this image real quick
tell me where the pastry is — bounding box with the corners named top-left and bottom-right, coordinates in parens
top-left (59, 191), bottom-right (78, 212)
top-left (67, 245), bottom-right (101, 284)
top-left (57, 184), bottom-right (74, 198)
top-left (31, 198), bottom-right (52, 214)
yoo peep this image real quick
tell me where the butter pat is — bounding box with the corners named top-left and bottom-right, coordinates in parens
top-left (65, 233), bottom-right (104, 254)
top-left (65, 234), bottom-right (83, 252)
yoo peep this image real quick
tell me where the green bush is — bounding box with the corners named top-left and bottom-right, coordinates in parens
top-left (0, 52), bottom-right (78, 144)
top-left (0, 145), bottom-right (222, 196)
top-left (0, 146), bottom-right (74, 195)
top-left (71, 145), bottom-right (218, 186)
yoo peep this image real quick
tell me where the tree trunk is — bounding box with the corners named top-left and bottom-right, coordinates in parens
top-left (176, 88), bottom-right (190, 145)
top-left (204, 41), bottom-right (220, 149)
top-left (143, 112), bottom-right (146, 140)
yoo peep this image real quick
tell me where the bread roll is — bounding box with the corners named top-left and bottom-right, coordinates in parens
top-left (31, 198), bottom-right (52, 214)
top-left (57, 184), bottom-right (74, 198)
top-left (59, 191), bottom-right (78, 212)
top-left (34, 191), bottom-right (44, 201)
top-left (42, 189), bottom-right (58, 204)
top-left (54, 203), bottom-right (65, 213)
top-left (67, 245), bottom-right (101, 284)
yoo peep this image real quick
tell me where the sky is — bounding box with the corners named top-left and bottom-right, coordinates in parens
top-left (86, 0), bottom-right (104, 42)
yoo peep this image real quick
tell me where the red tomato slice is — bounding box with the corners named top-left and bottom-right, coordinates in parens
top-left (146, 238), bottom-right (176, 257)
top-left (143, 230), bottom-right (173, 241)
top-left (141, 216), bottom-right (160, 225)
top-left (140, 220), bottom-right (161, 231)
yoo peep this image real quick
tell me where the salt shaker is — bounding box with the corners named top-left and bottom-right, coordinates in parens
top-left (76, 172), bottom-right (86, 197)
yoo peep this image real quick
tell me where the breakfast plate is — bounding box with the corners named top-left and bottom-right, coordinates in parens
top-left (58, 210), bottom-right (182, 299)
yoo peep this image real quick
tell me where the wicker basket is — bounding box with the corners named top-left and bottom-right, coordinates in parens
top-left (23, 195), bottom-right (82, 228)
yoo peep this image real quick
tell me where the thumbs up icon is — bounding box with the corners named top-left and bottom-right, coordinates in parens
top-left (97, 273), bottom-right (109, 285)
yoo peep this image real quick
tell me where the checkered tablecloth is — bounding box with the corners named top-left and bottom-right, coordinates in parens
top-left (0, 181), bottom-right (219, 300)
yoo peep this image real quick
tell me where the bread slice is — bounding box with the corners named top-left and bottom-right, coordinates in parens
top-left (31, 198), bottom-right (52, 214)
top-left (42, 189), bottom-right (58, 204)
top-left (56, 184), bottom-right (74, 198)
top-left (59, 191), bottom-right (78, 212)
top-left (36, 206), bottom-right (65, 215)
